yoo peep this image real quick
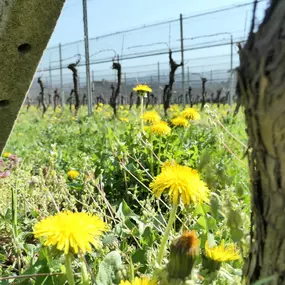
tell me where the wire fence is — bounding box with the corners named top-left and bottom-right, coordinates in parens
top-left (28, 0), bottom-right (267, 105)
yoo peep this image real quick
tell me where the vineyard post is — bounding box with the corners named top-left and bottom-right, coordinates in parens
top-left (180, 14), bottom-right (185, 108)
top-left (59, 43), bottom-right (64, 110)
top-left (82, 0), bottom-right (92, 116)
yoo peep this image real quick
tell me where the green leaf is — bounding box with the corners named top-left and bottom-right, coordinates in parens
top-left (14, 259), bottom-right (50, 285)
top-left (193, 204), bottom-right (203, 216)
top-left (141, 227), bottom-right (157, 247)
top-left (131, 248), bottom-right (147, 273)
top-left (96, 251), bottom-right (123, 285)
top-left (230, 228), bottom-right (243, 242)
top-left (197, 216), bottom-right (207, 229)
top-left (210, 196), bottom-right (219, 218)
top-left (132, 249), bottom-right (147, 264)
top-left (236, 184), bottom-right (244, 197)
top-left (207, 216), bottom-right (217, 230)
top-left (117, 200), bottom-right (138, 222)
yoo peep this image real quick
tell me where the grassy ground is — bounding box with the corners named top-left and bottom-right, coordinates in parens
top-left (0, 103), bottom-right (250, 284)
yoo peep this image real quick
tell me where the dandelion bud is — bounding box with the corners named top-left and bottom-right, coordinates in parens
top-left (167, 231), bottom-right (199, 279)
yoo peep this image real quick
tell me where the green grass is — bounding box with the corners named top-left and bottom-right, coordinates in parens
top-left (0, 103), bottom-right (250, 284)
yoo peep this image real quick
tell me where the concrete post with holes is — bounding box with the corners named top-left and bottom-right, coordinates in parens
top-left (0, 0), bottom-right (66, 153)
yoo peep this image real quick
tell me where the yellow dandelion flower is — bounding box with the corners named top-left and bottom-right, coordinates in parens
top-left (105, 112), bottom-right (111, 118)
top-left (150, 121), bottom-right (171, 136)
top-left (3, 152), bottom-right (12, 158)
top-left (34, 211), bottom-right (108, 254)
top-left (150, 161), bottom-right (209, 206)
top-left (67, 170), bottom-right (80, 180)
top-left (169, 104), bottom-right (180, 112)
top-left (119, 117), bottom-right (129, 123)
top-left (120, 105), bottom-right (124, 110)
top-left (205, 240), bottom-right (240, 262)
top-left (141, 111), bottom-right (161, 124)
top-left (98, 102), bottom-right (103, 107)
top-left (119, 277), bottom-right (157, 285)
top-left (171, 116), bottom-right (189, 127)
top-left (72, 116), bottom-right (76, 121)
top-left (96, 107), bottom-right (103, 112)
top-left (133, 84), bottom-right (152, 93)
top-left (181, 108), bottom-right (201, 120)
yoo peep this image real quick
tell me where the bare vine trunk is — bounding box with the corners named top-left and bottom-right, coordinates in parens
top-left (136, 95), bottom-right (141, 109)
top-left (163, 49), bottom-right (182, 116)
top-left (37, 77), bottom-right (47, 117)
top-left (67, 89), bottom-right (74, 112)
top-left (234, 42), bottom-right (243, 116)
top-left (129, 91), bottom-right (134, 110)
top-left (216, 88), bottom-right (222, 108)
top-left (110, 59), bottom-right (121, 116)
top-left (200, 77), bottom-right (207, 111)
top-left (96, 94), bottom-right (105, 108)
top-left (53, 88), bottom-right (61, 112)
top-left (188, 86), bottom-right (193, 107)
top-left (239, 1), bottom-right (285, 284)
top-left (48, 94), bottom-right (52, 108)
top-left (68, 58), bottom-right (80, 116)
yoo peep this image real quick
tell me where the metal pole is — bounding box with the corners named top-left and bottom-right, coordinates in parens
top-left (180, 14), bottom-right (185, 107)
top-left (59, 43), bottom-right (64, 109)
top-left (92, 70), bottom-right (94, 83)
top-left (83, 0), bottom-right (92, 116)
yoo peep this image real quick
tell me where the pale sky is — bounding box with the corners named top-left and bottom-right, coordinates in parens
top-left (37, 0), bottom-right (268, 88)
top-left (49, 0), bottom-right (267, 46)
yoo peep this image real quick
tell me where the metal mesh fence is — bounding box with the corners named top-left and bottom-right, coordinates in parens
top-left (29, 0), bottom-right (267, 105)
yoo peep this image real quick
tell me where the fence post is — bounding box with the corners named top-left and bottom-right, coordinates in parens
top-left (180, 14), bottom-right (185, 107)
top-left (59, 43), bottom-right (64, 109)
top-left (83, 0), bottom-right (92, 115)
